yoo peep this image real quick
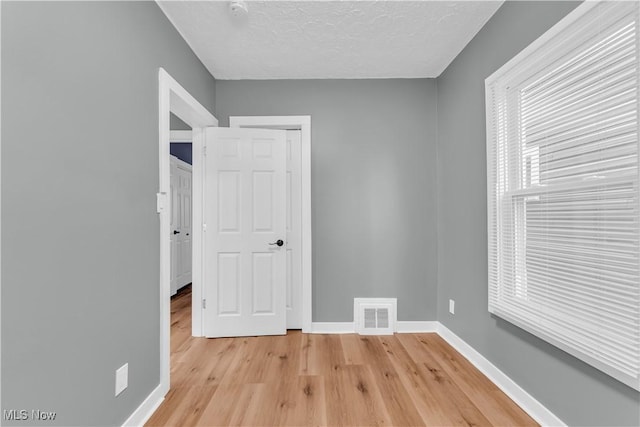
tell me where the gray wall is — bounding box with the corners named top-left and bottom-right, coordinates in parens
top-left (436, 1), bottom-right (640, 425)
top-left (2, 2), bottom-right (215, 425)
top-left (170, 112), bottom-right (191, 131)
top-left (215, 79), bottom-right (438, 322)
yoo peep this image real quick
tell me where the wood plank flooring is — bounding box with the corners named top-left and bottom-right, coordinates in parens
top-left (146, 287), bottom-right (538, 427)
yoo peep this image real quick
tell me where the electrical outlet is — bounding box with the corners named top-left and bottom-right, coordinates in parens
top-left (449, 299), bottom-right (455, 315)
top-left (115, 363), bottom-right (128, 397)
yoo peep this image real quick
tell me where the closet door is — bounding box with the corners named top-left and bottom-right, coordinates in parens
top-left (176, 161), bottom-right (192, 289)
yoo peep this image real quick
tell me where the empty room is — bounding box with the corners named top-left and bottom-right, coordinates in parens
top-left (2, 1), bottom-right (639, 426)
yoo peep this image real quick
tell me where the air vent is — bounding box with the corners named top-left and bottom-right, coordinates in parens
top-left (354, 298), bottom-right (397, 335)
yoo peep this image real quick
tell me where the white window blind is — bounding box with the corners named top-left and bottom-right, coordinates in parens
top-left (486, 1), bottom-right (640, 390)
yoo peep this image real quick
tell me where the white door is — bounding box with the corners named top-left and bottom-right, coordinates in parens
top-left (170, 156), bottom-right (193, 295)
top-left (285, 130), bottom-right (303, 329)
top-left (204, 127), bottom-right (287, 337)
top-left (176, 160), bottom-right (192, 289)
top-left (170, 159), bottom-right (179, 296)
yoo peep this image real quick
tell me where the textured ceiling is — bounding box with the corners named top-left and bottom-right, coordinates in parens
top-left (157, 1), bottom-right (503, 79)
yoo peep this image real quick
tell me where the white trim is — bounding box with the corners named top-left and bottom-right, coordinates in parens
top-left (310, 321), bottom-right (440, 334)
top-left (121, 384), bottom-right (164, 427)
top-left (437, 324), bottom-right (567, 427)
top-left (396, 321), bottom-right (438, 333)
top-left (309, 321), bottom-right (439, 334)
top-left (169, 130), bottom-right (192, 143)
top-left (158, 68), bottom-right (217, 399)
top-left (310, 322), bottom-right (355, 334)
top-left (485, 1), bottom-right (599, 86)
top-left (229, 116), bottom-right (313, 333)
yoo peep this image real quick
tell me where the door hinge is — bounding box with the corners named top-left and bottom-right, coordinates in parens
top-left (203, 145), bottom-right (207, 156)
top-left (202, 299), bottom-right (207, 309)
top-left (203, 223), bottom-right (207, 232)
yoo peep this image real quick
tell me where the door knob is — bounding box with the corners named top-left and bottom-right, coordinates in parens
top-left (269, 239), bottom-right (284, 247)
top-left (173, 230), bottom-right (180, 235)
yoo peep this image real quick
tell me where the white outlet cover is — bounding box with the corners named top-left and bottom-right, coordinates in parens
top-left (115, 363), bottom-right (128, 397)
top-left (449, 299), bottom-right (455, 315)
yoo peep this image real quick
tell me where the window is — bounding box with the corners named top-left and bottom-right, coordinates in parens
top-left (486, 1), bottom-right (640, 390)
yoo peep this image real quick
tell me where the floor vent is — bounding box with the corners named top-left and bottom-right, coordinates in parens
top-left (354, 298), bottom-right (397, 335)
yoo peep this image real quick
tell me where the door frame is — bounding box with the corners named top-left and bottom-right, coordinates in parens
top-left (229, 116), bottom-right (312, 333)
top-left (158, 68), bottom-right (217, 396)
top-left (170, 130), bottom-right (192, 143)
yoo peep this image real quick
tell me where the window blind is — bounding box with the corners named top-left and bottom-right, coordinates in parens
top-left (486, 1), bottom-right (640, 390)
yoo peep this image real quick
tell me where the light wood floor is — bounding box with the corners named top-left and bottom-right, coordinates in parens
top-left (147, 287), bottom-right (538, 427)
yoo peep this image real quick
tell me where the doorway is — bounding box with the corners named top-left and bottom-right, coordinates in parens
top-left (158, 73), bottom-right (312, 393)
top-left (158, 68), bottom-right (217, 396)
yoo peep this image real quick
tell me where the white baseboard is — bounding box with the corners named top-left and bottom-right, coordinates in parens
top-left (122, 384), bottom-right (165, 427)
top-left (396, 321), bottom-right (438, 333)
top-left (310, 321), bottom-right (439, 334)
top-left (310, 322), bottom-right (354, 334)
top-left (437, 324), bottom-right (566, 427)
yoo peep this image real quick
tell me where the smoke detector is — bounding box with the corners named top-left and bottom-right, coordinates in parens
top-left (229, 1), bottom-right (248, 17)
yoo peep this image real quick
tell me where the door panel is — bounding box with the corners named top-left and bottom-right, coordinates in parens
top-left (252, 252), bottom-right (275, 314)
top-left (204, 127), bottom-right (287, 337)
top-left (218, 172), bottom-right (241, 232)
top-left (218, 252), bottom-right (241, 315)
top-left (253, 172), bottom-right (275, 231)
